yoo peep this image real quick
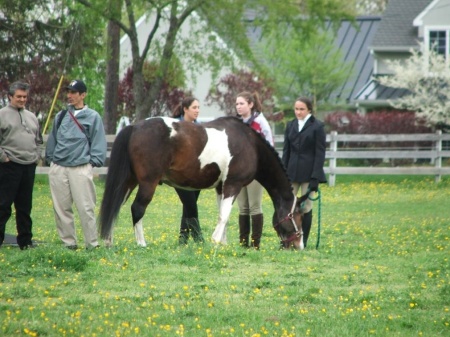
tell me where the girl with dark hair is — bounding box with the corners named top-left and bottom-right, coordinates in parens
top-left (235, 91), bottom-right (274, 249)
top-left (172, 97), bottom-right (204, 244)
top-left (282, 96), bottom-right (327, 248)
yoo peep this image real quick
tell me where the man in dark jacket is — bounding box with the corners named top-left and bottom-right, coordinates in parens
top-left (282, 96), bottom-right (326, 248)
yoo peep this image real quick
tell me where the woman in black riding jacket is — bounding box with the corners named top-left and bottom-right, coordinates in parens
top-left (282, 96), bottom-right (326, 248)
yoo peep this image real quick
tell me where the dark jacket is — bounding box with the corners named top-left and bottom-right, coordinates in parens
top-left (282, 116), bottom-right (327, 184)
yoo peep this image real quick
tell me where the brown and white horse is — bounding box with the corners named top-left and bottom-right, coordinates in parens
top-left (99, 116), bottom-right (305, 249)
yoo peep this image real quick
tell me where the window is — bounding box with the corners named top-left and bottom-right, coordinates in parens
top-left (428, 30), bottom-right (449, 58)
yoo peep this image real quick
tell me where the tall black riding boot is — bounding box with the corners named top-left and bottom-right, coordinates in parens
top-left (251, 214), bottom-right (264, 250)
top-left (178, 218), bottom-right (189, 245)
top-left (302, 210), bottom-right (313, 248)
top-left (186, 218), bottom-right (204, 243)
top-left (239, 215), bottom-right (250, 247)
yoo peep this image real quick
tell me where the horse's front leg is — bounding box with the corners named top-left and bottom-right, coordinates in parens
top-left (211, 194), bottom-right (235, 244)
top-left (134, 219), bottom-right (147, 247)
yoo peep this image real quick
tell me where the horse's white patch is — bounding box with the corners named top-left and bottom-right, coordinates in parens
top-left (158, 117), bottom-right (179, 137)
top-left (152, 119), bottom-right (233, 181)
top-left (199, 128), bottom-right (233, 186)
top-left (146, 117), bottom-right (179, 137)
top-left (299, 237), bottom-right (304, 250)
top-left (211, 195), bottom-right (235, 244)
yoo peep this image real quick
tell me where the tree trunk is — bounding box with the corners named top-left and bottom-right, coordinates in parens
top-left (103, 0), bottom-right (122, 133)
top-left (103, 19), bottom-right (121, 134)
top-left (138, 5), bottom-right (180, 120)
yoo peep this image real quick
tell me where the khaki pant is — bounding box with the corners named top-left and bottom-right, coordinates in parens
top-left (49, 163), bottom-right (98, 248)
top-left (292, 182), bottom-right (315, 213)
top-left (237, 180), bottom-right (263, 216)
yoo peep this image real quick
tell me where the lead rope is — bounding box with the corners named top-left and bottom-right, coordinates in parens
top-left (301, 188), bottom-right (322, 249)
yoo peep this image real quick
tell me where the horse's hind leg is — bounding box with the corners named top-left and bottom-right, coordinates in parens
top-left (104, 188), bottom-right (133, 248)
top-left (131, 182), bottom-right (158, 247)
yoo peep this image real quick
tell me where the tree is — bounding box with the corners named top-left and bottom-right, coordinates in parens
top-left (118, 60), bottom-right (190, 118)
top-left (355, 0), bottom-right (388, 14)
top-left (76, 0), bottom-right (245, 121)
top-left (259, 29), bottom-right (353, 109)
top-left (240, 0), bottom-right (355, 110)
top-left (0, 0), bottom-right (107, 126)
top-left (378, 44), bottom-right (450, 127)
top-left (75, 0), bottom-right (355, 122)
top-left (0, 0), bottom-right (64, 82)
top-left (206, 70), bottom-right (275, 116)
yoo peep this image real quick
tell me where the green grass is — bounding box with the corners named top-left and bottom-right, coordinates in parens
top-left (1, 175), bottom-right (449, 336)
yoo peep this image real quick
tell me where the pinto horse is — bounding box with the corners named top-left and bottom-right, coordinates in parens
top-left (99, 116), bottom-right (305, 249)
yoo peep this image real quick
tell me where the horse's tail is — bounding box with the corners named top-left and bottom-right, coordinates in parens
top-left (99, 125), bottom-right (134, 239)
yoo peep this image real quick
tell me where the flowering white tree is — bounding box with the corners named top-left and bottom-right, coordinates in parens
top-left (379, 43), bottom-right (450, 127)
top-left (356, 0), bottom-right (387, 14)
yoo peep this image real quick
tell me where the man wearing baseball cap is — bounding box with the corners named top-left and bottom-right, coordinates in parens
top-left (66, 79), bottom-right (87, 93)
top-left (46, 79), bottom-right (107, 250)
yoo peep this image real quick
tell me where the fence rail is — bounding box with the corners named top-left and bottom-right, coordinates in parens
top-left (39, 132), bottom-right (450, 186)
top-left (274, 131), bottom-right (450, 186)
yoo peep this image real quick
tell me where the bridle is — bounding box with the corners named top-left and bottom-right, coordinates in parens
top-left (274, 196), bottom-right (303, 245)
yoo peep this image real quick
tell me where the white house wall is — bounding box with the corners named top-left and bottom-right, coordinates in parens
top-left (414, 0), bottom-right (450, 38)
top-left (374, 52), bottom-right (411, 74)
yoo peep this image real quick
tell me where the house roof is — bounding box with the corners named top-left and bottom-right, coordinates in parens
top-left (353, 77), bottom-right (412, 106)
top-left (244, 14), bottom-right (382, 106)
top-left (370, 0), bottom-right (431, 51)
top-left (325, 16), bottom-right (381, 104)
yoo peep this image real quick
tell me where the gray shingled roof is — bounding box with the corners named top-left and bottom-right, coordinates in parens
top-left (371, 0), bottom-right (431, 50)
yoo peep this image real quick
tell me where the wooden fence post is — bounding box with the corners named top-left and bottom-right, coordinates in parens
top-left (329, 131), bottom-right (338, 186)
top-left (435, 130), bottom-right (442, 183)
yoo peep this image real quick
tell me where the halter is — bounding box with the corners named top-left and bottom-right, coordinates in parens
top-left (274, 196), bottom-right (303, 244)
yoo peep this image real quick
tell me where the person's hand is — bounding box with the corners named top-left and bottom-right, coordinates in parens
top-left (308, 178), bottom-right (319, 192)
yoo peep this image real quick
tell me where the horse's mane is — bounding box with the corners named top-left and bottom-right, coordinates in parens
top-left (239, 118), bottom-right (293, 187)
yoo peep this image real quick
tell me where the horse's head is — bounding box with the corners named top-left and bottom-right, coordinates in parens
top-left (273, 195), bottom-right (306, 250)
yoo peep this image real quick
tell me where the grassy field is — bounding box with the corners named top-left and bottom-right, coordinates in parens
top-left (0, 175), bottom-right (449, 336)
